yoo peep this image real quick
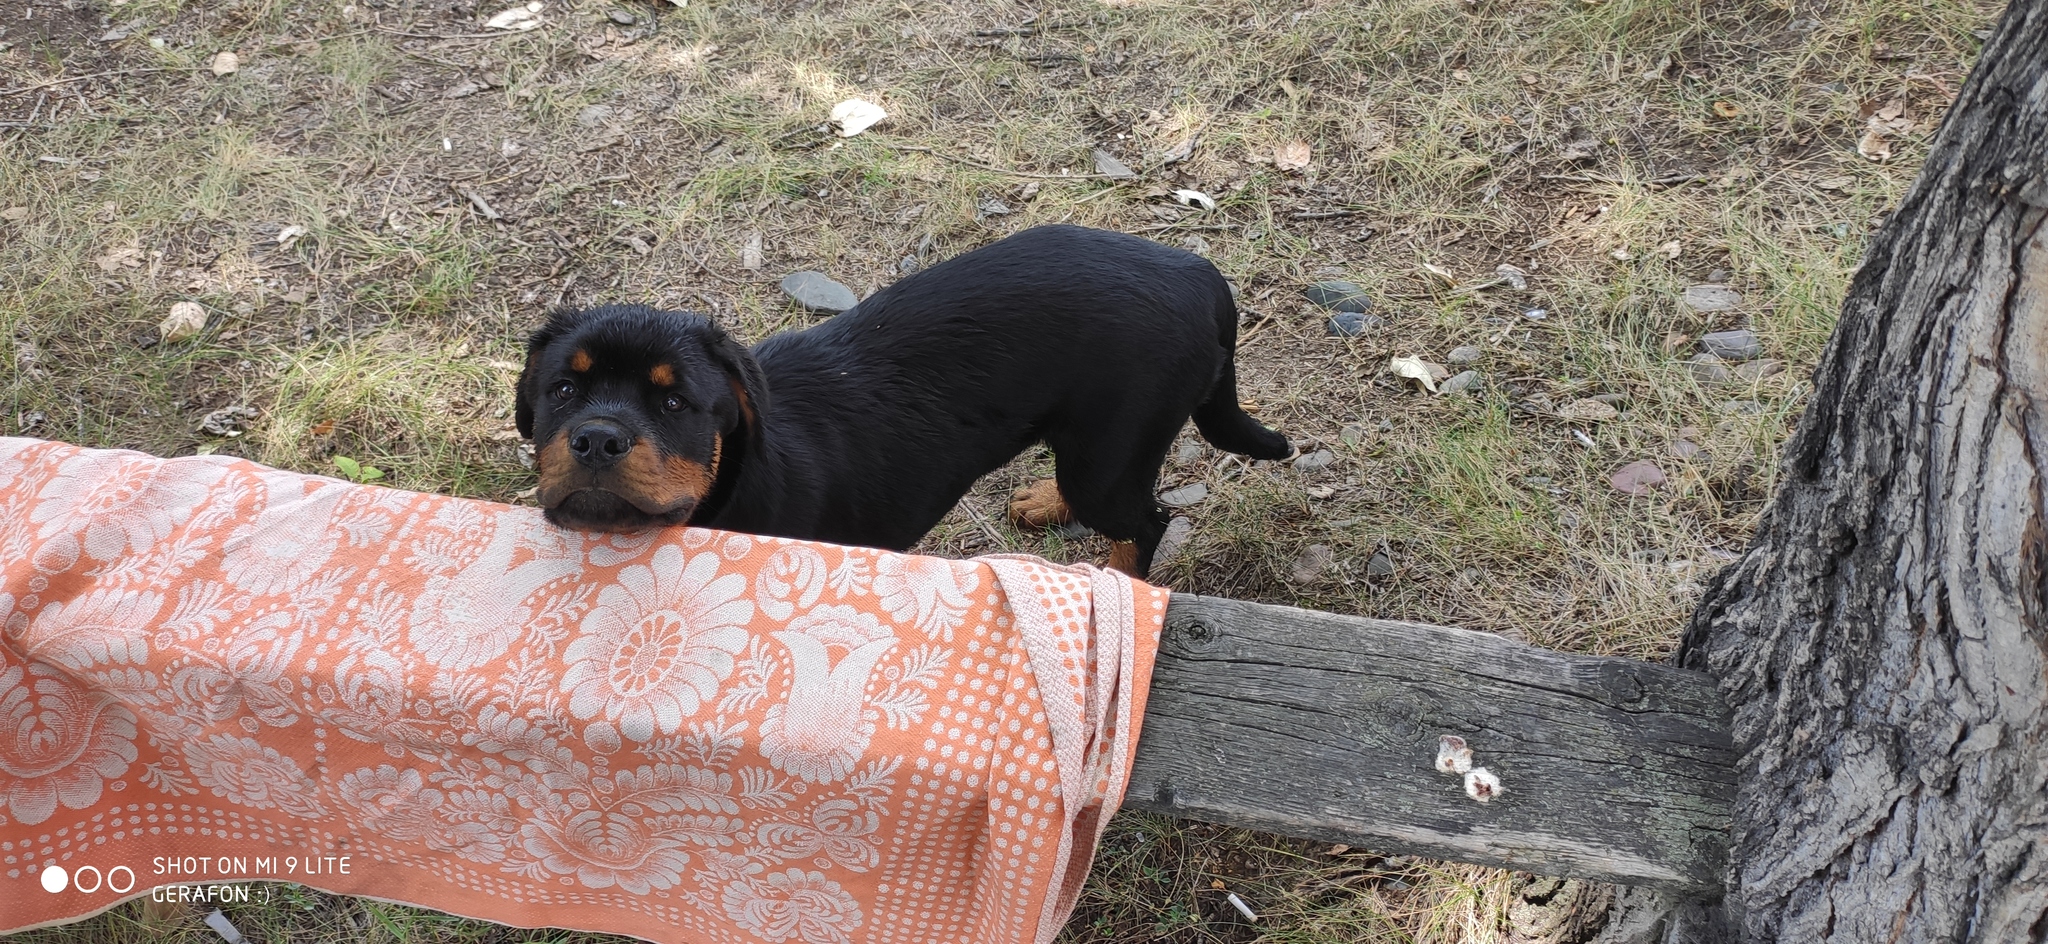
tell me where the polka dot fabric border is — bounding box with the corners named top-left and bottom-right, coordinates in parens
top-left (0, 437), bottom-right (1166, 943)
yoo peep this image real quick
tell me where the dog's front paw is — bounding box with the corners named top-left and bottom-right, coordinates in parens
top-left (1007, 479), bottom-right (1073, 529)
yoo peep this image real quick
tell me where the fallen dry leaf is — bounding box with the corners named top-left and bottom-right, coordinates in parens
top-left (1857, 128), bottom-right (1892, 162)
top-left (210, 51), bottom-right (239, 75)
top-left (741, 231), bottom-right (763, 270)
top-left (1, 207), bottom-right (28, 223)
top-left (159, 302), bottom-right (207, 343)
top-left (1609, 459), bottom-right (1668, 496)
top-left (485, 2), bottom-right (544, 30)
top-left (1274, 139), bottom-right (1312, 173)
top-left (1419, 262), bottom-right (1456, 289)
top-left (1389, 355), bottom-right (1444, 393)
top-left (95, 244), bottom-right (141, 273)
top-left (829, 98), bottom-right (887, 137)
top-left (1711, 100), bottom-right (1741, 118)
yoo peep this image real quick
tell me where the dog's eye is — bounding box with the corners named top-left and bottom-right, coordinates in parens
top-left (553, 380), bottom-right (577, 400)
top-left (663, 394), bottom-right (688, 413)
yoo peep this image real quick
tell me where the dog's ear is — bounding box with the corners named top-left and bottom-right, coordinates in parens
top-left (515, 307), bottom-right (582, 439)
top-left (700, 321), bottom-right (768, 439)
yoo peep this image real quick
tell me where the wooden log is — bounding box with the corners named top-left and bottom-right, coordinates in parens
top-left (1127, 593), bottom-right (1734, 894)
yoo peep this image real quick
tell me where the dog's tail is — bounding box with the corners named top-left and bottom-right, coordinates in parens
top-left (1192, 287), bottom-right (1293, 460)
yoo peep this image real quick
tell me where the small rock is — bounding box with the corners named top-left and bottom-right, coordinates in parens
top-left (607, 7), bottom-right (636, 24)
top-left (898, 256), bottom-right (920, 275)
top-left (210, 51), bottom-right (239, 76)
top-left (1587, 393), bottom-right (1628, 406)
top-left (741, 231), bottom-right (764, 270)
top-left (1493, 264), bottom-right (1529, 291)
top-left (159, 302), bottom-right (208, 343)
top-left (1447, 345), bottom-right (1482, 365)
top-left (1719, 400), bottom-right (1764, 415)
top-left (780, 271), bottom-right (858, 313)
top-left (1155, 516), bottom-right (1195, 563)
top-left (1326, 312), bottom-right (1384, 337)
top-left (1687, 353), bottom-right (1732, 385)
top-left (1734, 358), bottom-right (1784, 382)
top-left (576, 104), bottom-right (614, 128)
top-left (1707, 268), bottom-right (1731, 283)
top-left (1176, 440), bottom-right (1202, 464)
top-left (1440, 370), bottom-right (1483, 395)
top-left (1521, 307), bottom-right (1548, 321)
top-left (1159, 483), bottom-right (1209, 508)
top-left (1670, 438), bottom-right (1703, 459)
top-left (1557, 398), bottom-right (1619, 422)
top-left (1289, 544), bottom-right (1334, 583)
top-left (1699, 329), bottom-right (1762, 361)
top-left (1092, 149), bottom-right (1137, 179)
top-left (1293, 449), bottom-right (1335, 473)
top-left (1305, 281), bottom-right (1374, 312)
top-left (1054, 521), bottom-right (1095, 540)
top-left (1181, 235), bottom-right (1210, 255)
top-left (1339, 424), bottom-right (1368, 445)
top-left (1681, 285), bottom-right (1742, 312)
top-left (1609, 459), bottom-right (1667, 496)
top-left (1366, 549), bottom-right (1395, 577)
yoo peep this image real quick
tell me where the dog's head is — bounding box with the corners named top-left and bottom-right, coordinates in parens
top-left (515, 304), bottom-right (767, 531)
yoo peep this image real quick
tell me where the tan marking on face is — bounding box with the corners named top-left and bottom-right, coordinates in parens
top-left (1106, 540), bottom-right (1142, 578)
top-left (1007, 479), bottom-right (1073, 529)
top-left (608, 441), bottom-right (714, 512)
top-left (535, 432), bottom-right (580, 507)
top-left (568, 349), bottom-right (593, 372)
top-left (649, 363), bottom-right (675, 387)
top-left (536, 432), bottom-right (714, 516)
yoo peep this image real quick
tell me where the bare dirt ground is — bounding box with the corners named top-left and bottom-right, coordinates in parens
top-left (0, 0), bottom-right (1996, 939)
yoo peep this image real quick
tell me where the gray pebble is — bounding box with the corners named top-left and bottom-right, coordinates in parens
top-left (1326, 312), bottom-right (1384, 337)
top-left (899, 256), bottom-right (921, 275)
top-left (1447, 345), bottom-right (1482, 365)
top-left (1521, 308), bottom-right (1548, 321)
top-left (780, 271), bottom-right (859, 313)
top-left (1289, 544), bottom-right (1335, 583)
top-left (1699, 329), bottom-right (1762, 361)
top-left (607, 8), bottom-right (637, 25)
top-left (1707, 268), bottom-right (1731, 283)
top-left (1305, 281), bottom-right (1374, 313)
top-left (1440, 370), bottom-right (1483, 395)
top-left (1158, 483), bottom-right (1209, 508)
top-left (1175, 439), bottom-right (1202, 464)
top-left (1054, 521), bottom-right (1095, 540)
top-left (1154, 516), bottom-right (1195, 563)
top-left (1681, 284), bottom-right (1742, 312)
top-left (1293, 449), bottom-right (1335, 473)
top-left (1687, 353), bottom-right (1732, 385)
top-left (1339, 424), bottom-right (1368, 445)
top-left (1092, 149), bottom-right (1137, 179)
top-left (1366, 550), bottom-right (1395, 578)
top-left (1734, 358), bottom-right (1784, 382)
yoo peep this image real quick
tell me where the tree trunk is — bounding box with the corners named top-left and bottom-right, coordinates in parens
top-left (1673, 0), bottom-right (2048, 939)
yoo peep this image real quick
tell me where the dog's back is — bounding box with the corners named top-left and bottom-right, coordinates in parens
top-left (718, 225), bottom-right (1288, 559)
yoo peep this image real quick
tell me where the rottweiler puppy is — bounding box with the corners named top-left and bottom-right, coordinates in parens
top-left (515, 224), bottom-right (1293, 577)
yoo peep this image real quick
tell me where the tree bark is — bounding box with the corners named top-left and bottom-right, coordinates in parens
top-left (1674, 0), bottom-right (2048, 939)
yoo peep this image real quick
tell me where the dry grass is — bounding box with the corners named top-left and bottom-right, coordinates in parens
top-left (0, 0), bottom-right (1997, 939)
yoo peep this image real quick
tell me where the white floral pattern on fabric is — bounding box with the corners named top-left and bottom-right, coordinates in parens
top-left (0, 661), bottom-right (139, 825)
top-left (563, 545), bottom-right (751, 742)
top-left (722, 868), bottom-right (864, 944)
top-left (0, 437), bottom-right (1168, 944)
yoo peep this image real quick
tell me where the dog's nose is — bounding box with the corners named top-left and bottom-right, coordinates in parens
top-left (568, 420), bottom-right (633, 469)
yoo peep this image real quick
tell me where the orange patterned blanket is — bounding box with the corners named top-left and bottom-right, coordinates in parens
top-left (0, 437), bottom-right (1164, 943)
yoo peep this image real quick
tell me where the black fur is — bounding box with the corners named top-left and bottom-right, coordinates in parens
top-left (515, 224), bottom-right (1292, 576)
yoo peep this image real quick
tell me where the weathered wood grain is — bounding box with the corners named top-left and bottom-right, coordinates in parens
top-left (1127, 593), bottom-right (1734, 894)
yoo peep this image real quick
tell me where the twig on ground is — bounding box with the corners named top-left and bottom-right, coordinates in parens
top-left (889, 145), bottom-right (1115, 180)
top-left (1, 68), bottom-right (192, 97)
top-left (373, 26), bottom-right (540, 41)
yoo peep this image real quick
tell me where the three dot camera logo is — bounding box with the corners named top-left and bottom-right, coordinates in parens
top-left (37, 863), bottom-right (136, 895)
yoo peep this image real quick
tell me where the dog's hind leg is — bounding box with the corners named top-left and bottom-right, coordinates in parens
top-left (1046, 431), bottom-right (1175, 579)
